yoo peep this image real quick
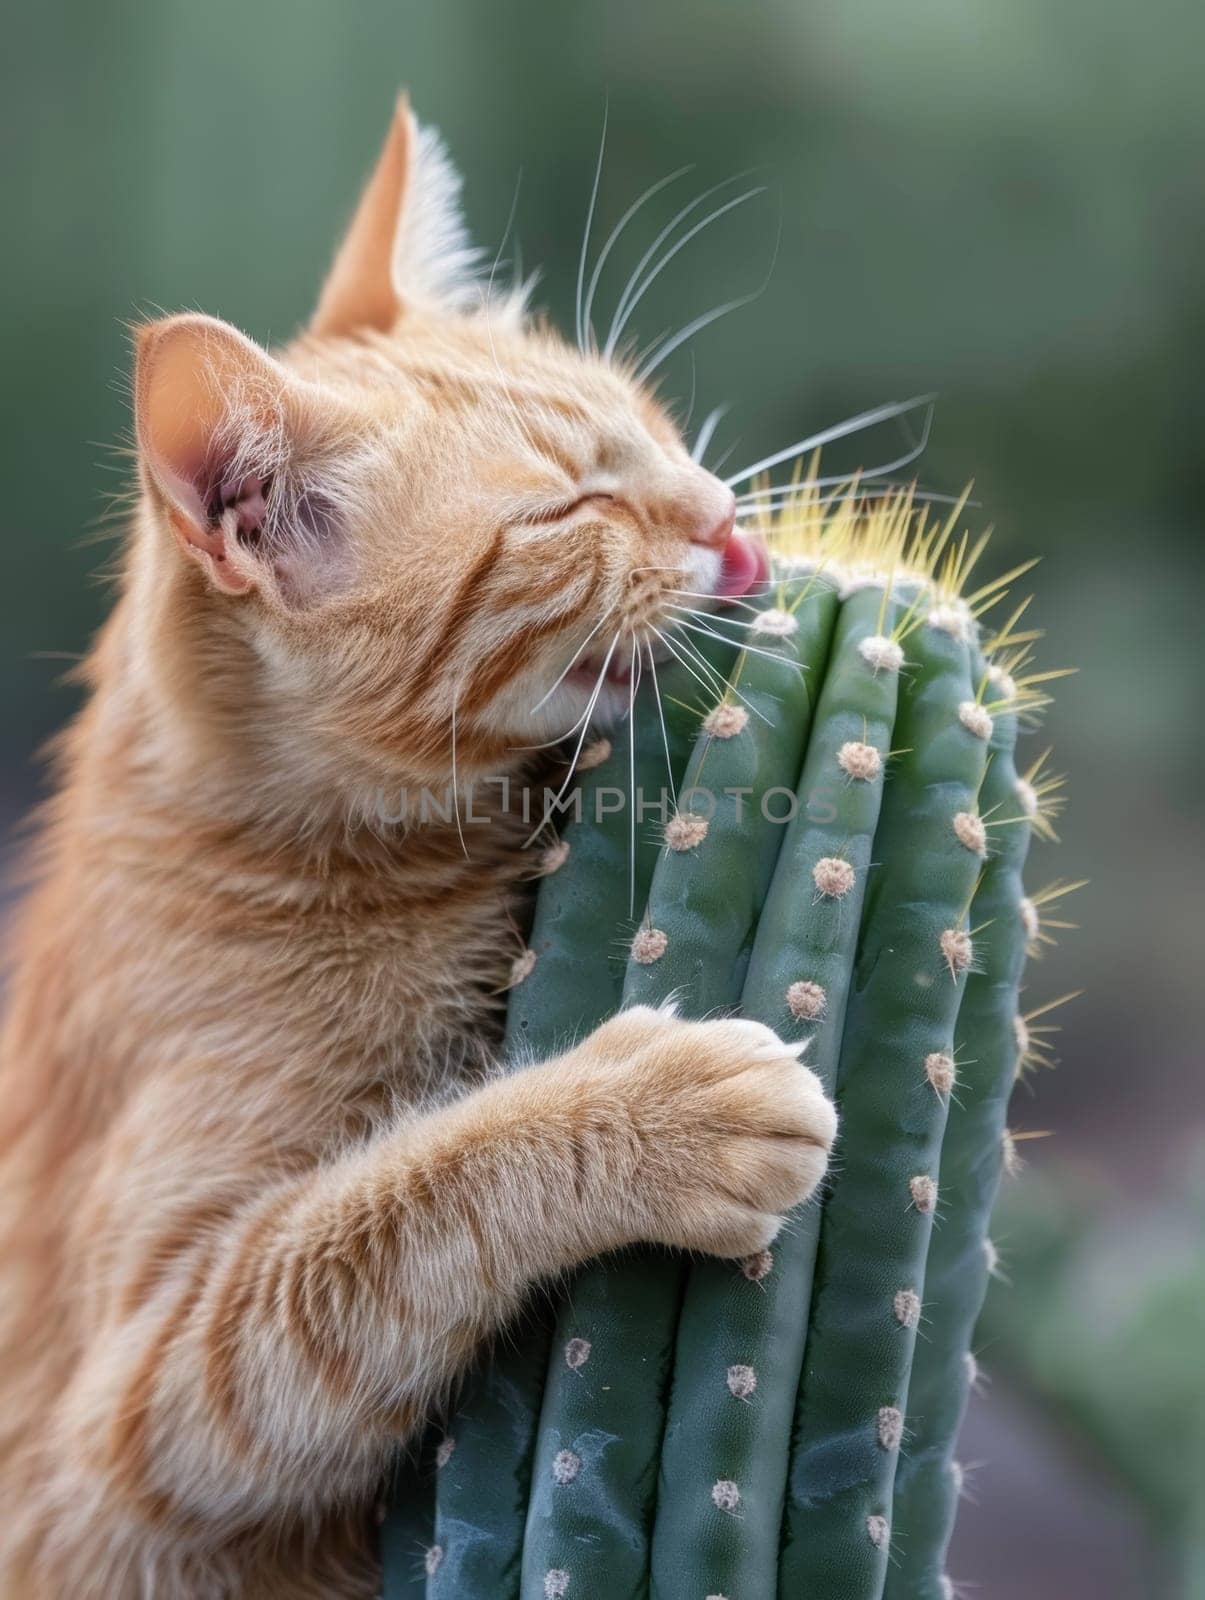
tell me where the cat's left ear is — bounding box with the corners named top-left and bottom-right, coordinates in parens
top-left (311, 94), bottom-right (484, 337)
top-left (135, 313), bottom-right (347, 603)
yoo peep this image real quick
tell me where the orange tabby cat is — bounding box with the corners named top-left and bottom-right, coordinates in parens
top-left (0, 100), bottom-right (836, 1597)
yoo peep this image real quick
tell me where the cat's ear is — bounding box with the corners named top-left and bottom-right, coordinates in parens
top-left (135, 313), bottom-right (342, 602)
top-left (311, 94), bottom-right (483, 337)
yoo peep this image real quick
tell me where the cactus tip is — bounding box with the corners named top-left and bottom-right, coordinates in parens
top-left (877, 1405), bottom-right (904, 1450)
top-left (925, 1050), bottom-right (956, 1096)
top-left (726, 1363), bottom-right (757, 1400)
top-left (940, 926), bottom-right (974, 976)
top-left (564, 1336), bottom-right (592, 1370)
top-left (785, 979), bottom-right (827, 1020)
top-left (837, 739), bottom-right (883, 781)
top-left (1019, 896), bottom-right (1040, 941)
top-left (866, 1513), bottom-right (891, 1549)
top-left (435, 1435), bottom-right (455, 1469)
top-left (703, 701), bottom-right (749, 739)
top-left (953, 810), bottom-right (987, 858)
top-left (630, 926), bottom-right (668, 964)
top-left (858, 634), bottom-right (905, 674)
top-left (989, 661), bottom-right (1018, 700)
top-left (1015, 776), bottom-right (1039, 818)
top-left (927, 603), bottom-right (972, 642)
top-left (813, 856), bottom-right (856, 898)
top-left (751, 606), bottom-right (799, 638)
top-left (1013, 1014), bottom-right (1030, 1058)
top-left (424, 1545), bottom-right (444, 1577)
top-left (576, 737), bottom-right (612, 771)
top-left (909, 1174), bottom-right (938, 1215)
top-left (1001, 1127), bottom-right (1022, 1177)
top-left (958, 700), bottom-right (993, 740)
top-left (893, 1287), bottom-right (922, 1328)
top-left (544, 1569), bottom-right (570, 1598)
top-left (552, 1448), bottom-right (582, 1484)
top-left (665, 811), bottom-right (709, 852)
top-left (741, 1249), bottom-right (774, 1282)
top-left (711, 1479), bottom-right (741, 1514)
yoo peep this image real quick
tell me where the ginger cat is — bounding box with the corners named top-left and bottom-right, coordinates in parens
top-left (0, 100), bottom-right (836, 1597)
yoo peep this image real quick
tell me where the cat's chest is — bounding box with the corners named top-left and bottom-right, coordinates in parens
top-left (284, 862), bottom-right (521, 1087)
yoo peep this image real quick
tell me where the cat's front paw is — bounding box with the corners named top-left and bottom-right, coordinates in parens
top-left (587, 1006), bottom-right (838, 1259)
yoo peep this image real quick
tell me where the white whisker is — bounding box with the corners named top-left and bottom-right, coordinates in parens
top-left (650, 625), bottom-right (729, 701)
top-left (666, 602), bottom-right (775, 633)
top-left (640, 203), bottom-right (781, 383)
top-left (582, 166), bottom-right (693, 354)
top-left (482, 175), bottom-right (545, 461)
top-left (673, 615), bottom-right (806, 672)
top-left (652, 625), bottom-right (773, 726)
top-left (691, 404), bottom-right (729, 465)
top-left (669, 587), bottom-right (766, 613)
top-left (647, 644), bottom-right (677, 808)
top-left (576, 103), bottom-right (609, 351)
top-left (528, 610), bottom-right (612, 714)
top-left (605, 179), bottom-right (741, 360)
top-left (638, 294), bottom-right (756, 382)
top-left (604, 174), bottom-right (760, 358)
top-left (723, 395), bottom-right (937, 491)
top-left (522, 630), bottom-right (621, 845)
top-left (628, 636), bottom-right (638, 916)
top-left (736, 483), bottom-right (901, 509)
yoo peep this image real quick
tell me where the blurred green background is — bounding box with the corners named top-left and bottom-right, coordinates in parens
top-left (3, 2), bottom-right (1202, 1594)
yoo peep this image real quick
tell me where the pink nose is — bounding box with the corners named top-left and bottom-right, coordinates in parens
top-left (690, 489), bottom-right (737, 550)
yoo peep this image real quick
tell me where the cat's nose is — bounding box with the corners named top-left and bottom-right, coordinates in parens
top-left (687, 487), bottom-right (737, 549)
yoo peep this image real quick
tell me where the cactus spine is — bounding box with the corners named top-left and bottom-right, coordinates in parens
top-left (380, 481), bottom-right (1069, 1600)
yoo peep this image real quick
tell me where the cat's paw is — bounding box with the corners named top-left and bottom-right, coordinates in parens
top-left (585, 1006), bottom-right (838, 1259)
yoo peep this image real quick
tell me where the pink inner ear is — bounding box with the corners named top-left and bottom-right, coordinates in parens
top-left (213, 474), bottom-right (270, 546)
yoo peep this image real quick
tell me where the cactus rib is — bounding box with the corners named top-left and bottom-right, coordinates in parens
top-left (779, 610), bottom-right (989, 1596)
top-left (520, 576), bottom-right (839, 1599)
top-left (882, 692), bottom-right (1031, 1600)
top-left (648, 584), bottom-right (900, 1597)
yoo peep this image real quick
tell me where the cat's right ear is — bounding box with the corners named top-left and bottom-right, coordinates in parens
top-left (134, 314), bottom-right (310, 597)
top-left (311, 95), bottom-right (483, 337)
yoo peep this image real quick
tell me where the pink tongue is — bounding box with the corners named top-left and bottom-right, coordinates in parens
top-left (715, 531), bottom-right (769, 599)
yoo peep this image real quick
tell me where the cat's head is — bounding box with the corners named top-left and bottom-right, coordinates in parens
top-left (132, 97), bottom-right (766, 796)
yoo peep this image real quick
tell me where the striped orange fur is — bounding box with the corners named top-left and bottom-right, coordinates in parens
top-left (0, 99), bottom-right (836, 1596)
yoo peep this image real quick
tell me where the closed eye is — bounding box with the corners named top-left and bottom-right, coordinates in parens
top-left (518, 492), bottom-right (614, 527)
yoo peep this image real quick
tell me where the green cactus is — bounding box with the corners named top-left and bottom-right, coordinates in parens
top-left (380, 483), bottom-right (1066, 1599)
top-left (413, 636), bottom-right (737, 1598)
top-left (649, 582), bottom-right (897, 1595)
top-left (777, 596), bottom-right (989, 1596)
top-left (520, 574), bottom-right (834, 1599)
top-left (880, 687), bottom-right (1032, 1600)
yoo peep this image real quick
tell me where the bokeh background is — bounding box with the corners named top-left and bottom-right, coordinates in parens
top-left (3, 3), bottom-right (1202, 1594)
